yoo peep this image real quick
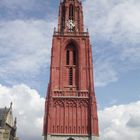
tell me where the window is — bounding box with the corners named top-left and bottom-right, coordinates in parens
top-left (3, 132), bottom-right (9, 139)
top-left (61, 5), bottom-right (65, 32)
top-left (69, 5), bottom-right (74, 20)
top-left (69, 67), bottom-right (73, 85)
top-left (66, 44), bottom-right (77, 65)
top-left (66, 50), bottom-right (70, 65)
top-left (78, 7), bottom-right (80, 31)
top-left (73, 50), bottom-right (76, 65)
top-left (66, 43), bottom-right (78, 86)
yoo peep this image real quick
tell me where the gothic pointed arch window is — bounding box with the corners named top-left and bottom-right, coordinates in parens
top-left (61, 5), bottom-right (66, 32)
top-left (69, 67), bottom-right (73, 85)
top-left (73, 49), bottom-right (76, 65)
top-left (66, 42), bottom-right (78, 87)
top-left (69, 4), bottom-right (74, 20)
top-left (66, 50), bottom-right (70, 65)
top-left (66, 43), bottom-right (77, 66)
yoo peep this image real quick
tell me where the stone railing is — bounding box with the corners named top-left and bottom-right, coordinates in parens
top-left (52, 90), bottom-right (89, 97)
top-left (53, 31), bottom-right (89, 37)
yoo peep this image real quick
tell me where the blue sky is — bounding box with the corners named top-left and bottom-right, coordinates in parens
top-left (0, 0), bottom-right (140, 140)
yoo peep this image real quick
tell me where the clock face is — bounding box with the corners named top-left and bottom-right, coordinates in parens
top-left (67, 20), bottom-right (75, 31)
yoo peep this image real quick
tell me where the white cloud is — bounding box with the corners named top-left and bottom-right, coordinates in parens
top-left (0, 84), bottom-right (44, 140)
top-left (99, 101), bottom-right (140, 140)
top-left (0, 0), bottom-right (139, 88)
top-left (1, 84), bottom-right (140, 140)
top-left (0, 0), bottom-right (46, 11)
top-left (83, 0), bottom-right (140, 86)
top-left (121, 47), bottom-right (140, 64)
top-left (84, 0), bottom-right (140, 44)
top-left (94, 59), bottom-right (118, 87)
top-left (0, 19), bottom-right (56, 79)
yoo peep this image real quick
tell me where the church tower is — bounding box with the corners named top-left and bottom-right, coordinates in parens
top-left (44, 0), bottom-right (99, 140)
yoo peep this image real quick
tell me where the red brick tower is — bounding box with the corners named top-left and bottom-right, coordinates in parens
top-left (44, 0), bottom-right (99, 140)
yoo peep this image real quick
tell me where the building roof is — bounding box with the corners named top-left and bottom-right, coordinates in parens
top-left (0, 104), bottom-right (19, 139)
top-left (0, 107), bottom-right (9, 127)
top-left (0, 108), bottom-right (9, 119)
top-left (0, 103), bottom-right (16, 128)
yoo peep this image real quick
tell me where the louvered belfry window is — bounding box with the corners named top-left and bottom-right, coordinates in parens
top-left (66, 43), bottom-right (77, 86)
top-left (69, 4), bottom-right (74, 20)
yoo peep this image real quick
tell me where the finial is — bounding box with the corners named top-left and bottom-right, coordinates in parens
top-left (10, 102), bottom-right (13, 109)
top-left (54, 27), bottom-right (56, 31)
top-left (14, 117), bottom-right (17, 125)
top-left (54, 27), bottom-right (56, 34)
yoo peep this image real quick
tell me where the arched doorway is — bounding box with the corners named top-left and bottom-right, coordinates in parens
top-left (67, 137), bottom-right (75, 140)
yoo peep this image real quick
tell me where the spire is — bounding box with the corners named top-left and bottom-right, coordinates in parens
top-left (10, 102), bottom-right (13, 109)
top-left (14, 117), bottom-right (17, 128)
